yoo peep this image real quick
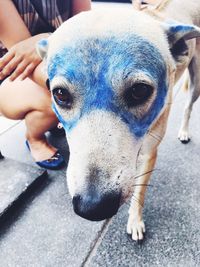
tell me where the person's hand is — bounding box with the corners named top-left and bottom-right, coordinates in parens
top-left (0, 33), bottom-right (49, 81)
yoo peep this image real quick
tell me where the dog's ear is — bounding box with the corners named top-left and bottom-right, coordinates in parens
top-left (36, 38), bottom-right (49, 59)
top-left (162, 21), bottom-right (200, 62)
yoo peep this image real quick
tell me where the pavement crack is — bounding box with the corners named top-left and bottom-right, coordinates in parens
top-left (81, 218), bottom-right (112, 267)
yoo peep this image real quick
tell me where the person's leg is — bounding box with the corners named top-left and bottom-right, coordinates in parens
top-left (0, 77), bottom-right (59, 161)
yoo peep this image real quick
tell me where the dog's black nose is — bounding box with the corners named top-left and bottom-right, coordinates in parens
top-left (72, 191), bottom-right (121, 221)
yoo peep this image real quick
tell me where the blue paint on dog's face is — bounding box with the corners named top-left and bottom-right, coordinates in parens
top-left (52, 102), bottom-right (79, 131)
top-left (48, 34), bottom-right (167, 138)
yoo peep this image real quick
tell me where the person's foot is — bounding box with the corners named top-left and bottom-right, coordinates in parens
top-left (26, 138), bottom-right (57, 162)
top-left (26, 138), bottom-right (65, 170)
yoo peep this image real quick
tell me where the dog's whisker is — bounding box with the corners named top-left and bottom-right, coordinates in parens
top-left (133, 168), bottom-right (159, 180)
top-left (133, 183), bottom-right (153, 187)
top-left (148, 131), bottom-right (162, 142)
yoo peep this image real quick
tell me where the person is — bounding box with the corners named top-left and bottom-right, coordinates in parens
top-left (0, 0), bottom-right (91, 169)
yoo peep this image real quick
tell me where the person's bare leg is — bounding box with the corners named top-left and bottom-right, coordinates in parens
top-left (0, 77), bottom-right (59, 161)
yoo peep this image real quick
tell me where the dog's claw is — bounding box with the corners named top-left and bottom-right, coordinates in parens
top-left (127, 216), bottom-right (145, 241)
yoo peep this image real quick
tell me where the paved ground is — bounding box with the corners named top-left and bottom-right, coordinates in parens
top-left (0, 2), bottom-right (200, 267)
top-left (0, 157), bottom-right (47, 217)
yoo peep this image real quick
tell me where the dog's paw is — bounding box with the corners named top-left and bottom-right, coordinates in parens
top-left (178, 129), bottom-right (190, 144)
top-left (127, 215), bottom-right (145, 241)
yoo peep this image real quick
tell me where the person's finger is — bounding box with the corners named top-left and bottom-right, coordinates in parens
top-left (0, 56), bottom-right (22, 79)
top-left (20, 56), bottom-right (42, 80)
top-left (9, 60), bottom-right (29, 81)
top-left (0, 51), bottom-right (15, 70)
top-left (20, 62), bottom-right (36, 80)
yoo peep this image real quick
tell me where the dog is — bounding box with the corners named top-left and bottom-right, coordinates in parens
top-left (37, 0), bottom-right (200, 241)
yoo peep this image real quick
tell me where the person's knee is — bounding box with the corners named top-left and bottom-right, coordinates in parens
top-left (36, 93), bottom-right (56, 118)
top-left (0, 78), bottom-right (53, 119)
top-left (0, 80), bottom-right (24, 119)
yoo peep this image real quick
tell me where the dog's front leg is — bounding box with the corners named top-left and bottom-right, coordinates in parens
top-left (127, 104), bottom-right (171, 241)
top-left (127, 149), bottom-right (157, 241)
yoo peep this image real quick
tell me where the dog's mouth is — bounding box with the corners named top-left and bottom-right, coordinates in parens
top-left (67, 160), bottom-right (139, 221)
top-left (70, 169), bottom-right (139, 221)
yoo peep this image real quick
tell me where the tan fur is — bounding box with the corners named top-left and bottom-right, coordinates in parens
top-left (132, 0), bottom-right (172, 12)
top-left (182, 70), bottom-right (189, 92)
top-left (153, 0), bottom-right (172, 11)
top-left (132, 0), bottom-right (172, 21)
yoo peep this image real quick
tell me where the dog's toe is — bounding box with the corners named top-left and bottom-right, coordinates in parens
top-left (127, 217), bottom-right (145, 241)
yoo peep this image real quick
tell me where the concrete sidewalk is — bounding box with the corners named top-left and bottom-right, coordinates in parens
top-left (0, 2), bottom-right (200, 267)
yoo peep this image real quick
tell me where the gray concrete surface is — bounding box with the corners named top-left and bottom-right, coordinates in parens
top-left (0, 168), bottom-right (105, 267)
top-left (0, 157), bottom-right (46, 217)
top-left (0, 123), bottom-right (105, 267)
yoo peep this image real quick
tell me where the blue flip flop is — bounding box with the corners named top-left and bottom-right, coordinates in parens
top-left (25, 140), bottom-right (65, 170)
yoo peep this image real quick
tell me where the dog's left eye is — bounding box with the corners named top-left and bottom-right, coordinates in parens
top-left (124, 83), bottom-right (153, 107)
top-left (52, 87), bottom-right (73, 109)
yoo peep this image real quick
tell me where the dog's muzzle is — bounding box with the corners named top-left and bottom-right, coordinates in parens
top-left (72, 190), bottom-right (121, 221)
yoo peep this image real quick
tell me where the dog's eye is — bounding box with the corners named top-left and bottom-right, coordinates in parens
top-left (124, 83), bottom-right (153, 107)
top-left (52, 87), bottom-right (73, 109)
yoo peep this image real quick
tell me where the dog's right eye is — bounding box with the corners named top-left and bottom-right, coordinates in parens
top-left (52, 87), bottom-right (73, 109)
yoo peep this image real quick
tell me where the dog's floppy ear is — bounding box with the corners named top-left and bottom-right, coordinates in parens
top-left (162, 21), bottom-right (200, 62)
top-left (36, 38), bottom-right (49, 59)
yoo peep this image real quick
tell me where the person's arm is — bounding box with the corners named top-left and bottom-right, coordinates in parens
top-left (0, 0), bottom-right (91, 84)
top-left (0, 0), bottom-right (31, 48)
top-left (72, 0), bottom-right (91, 16)
top-left (0, 0), bottom-right (47, 82)
top-left (29, 61), bottom-right (48, 89)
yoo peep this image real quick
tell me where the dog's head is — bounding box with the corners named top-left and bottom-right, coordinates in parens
top-left (38, 9), bottom-right (200, 221)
